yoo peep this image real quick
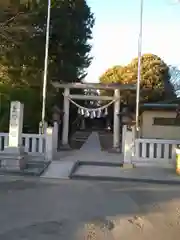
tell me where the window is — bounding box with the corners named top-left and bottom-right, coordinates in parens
top-left (153, 117), bottom-right (180, 126)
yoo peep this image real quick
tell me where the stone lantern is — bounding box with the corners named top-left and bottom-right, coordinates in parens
top-left (119, 105), bottom-right (135, 130)
top-left (52, 105), bottom-right (63, 124)
top-left (176, 104), bottom-right (180, 119)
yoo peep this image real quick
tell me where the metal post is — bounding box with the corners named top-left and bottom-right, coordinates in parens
top-left (41, 0), bottom-right (51, 132)
top-left (135, 0), bottom-right (144, 137)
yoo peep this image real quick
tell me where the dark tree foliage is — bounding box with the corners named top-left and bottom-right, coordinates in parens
top-left (0, 0), bottom-right (94, 131)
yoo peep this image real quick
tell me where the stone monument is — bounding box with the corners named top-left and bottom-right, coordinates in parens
top-left (1, 101), bottom-right (27, 171)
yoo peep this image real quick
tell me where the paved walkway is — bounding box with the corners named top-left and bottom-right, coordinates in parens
top-left (72, 164), bottom-right (180, 184)
top-left (41, 132), bottom-right (122, 179)
top-left (41, 131), bottom-right (180, 184)
top-left (80, 132), bottom-right (101, 152)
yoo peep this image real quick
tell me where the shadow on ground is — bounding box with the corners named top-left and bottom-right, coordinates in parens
top-left (0, 179), bottom-right (180, 239)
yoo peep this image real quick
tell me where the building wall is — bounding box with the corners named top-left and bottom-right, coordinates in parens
top-left (141, 110), bottom-right (180, 139)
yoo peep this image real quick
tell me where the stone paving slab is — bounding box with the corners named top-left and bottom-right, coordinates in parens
top-left (76, 153), bottom-right (123, 164)
top-left (98, 131), bottom-right (113, 151)
top-left (42, 132), bottom-right (122, 179)
top-left (70, 164), bottom-right (180, 185)
top-left (69, 131), bottom-right (91, 150)
top-left (53, 150), bottom-right (79, 160)
top-left (80, 131), bottom-right (101, 152)
top-left (41, 160), bottom-right (75, 179)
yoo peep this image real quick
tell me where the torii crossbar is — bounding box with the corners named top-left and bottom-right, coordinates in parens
top-left (52, 82), bottom-right (136, 151)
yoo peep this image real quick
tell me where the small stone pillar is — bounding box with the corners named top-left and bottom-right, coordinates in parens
top-left (1, 101), bottom-right (27, 170)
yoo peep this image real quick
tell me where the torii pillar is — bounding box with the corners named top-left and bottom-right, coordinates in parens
top-left (113, 89), bottom-right (120, 151)
top-left (62, 87), bottom-right (70, 148)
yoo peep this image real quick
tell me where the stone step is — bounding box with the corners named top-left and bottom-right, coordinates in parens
top-left (27, 161), bottom-right (49, 170)
top-left (0, 155), bottom-right (25, 160)
top-left (0, 159), bottom-right (50, 176)
top-left (72, 135), bottom-right (90, 139)
top-left (71, 139), bottom-right (87, 142)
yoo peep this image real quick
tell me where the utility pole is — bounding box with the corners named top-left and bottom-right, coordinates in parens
top-left (135, 0), bottom-right (144, 137)
top-left (41, 0), bottom-right (51, 133)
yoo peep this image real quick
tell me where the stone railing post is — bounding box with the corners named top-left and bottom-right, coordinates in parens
top-left (122, 125), bottom-right (126, 153)
top-left (45, 127), bottom-right (53, 162)
top-left (45, 122), bottom-right (59, 161)
top-left (123, 125), bottom-right (135, 166)
top-left (52, 122), bottom-right (59, 153)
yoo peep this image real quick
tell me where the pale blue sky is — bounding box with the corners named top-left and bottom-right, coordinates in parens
top-left (86, 0), bottom-right (180, 82)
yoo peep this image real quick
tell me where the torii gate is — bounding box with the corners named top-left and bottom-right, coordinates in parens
top-left (52, 82), bottom-right (136, 151)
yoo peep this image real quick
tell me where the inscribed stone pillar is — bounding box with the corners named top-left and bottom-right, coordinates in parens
top-left (9, 101), bottom-right (24, 147)
top-left (1, 101), bottom-right (27, 170)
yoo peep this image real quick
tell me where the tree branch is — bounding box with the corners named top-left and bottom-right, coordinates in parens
top-left (0, 11), bottom-right (24, 28)
top-left (0, 32), bottom-right (20, 45)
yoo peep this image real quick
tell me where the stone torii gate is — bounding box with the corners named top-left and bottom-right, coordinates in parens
top-left (52, 82), bottom-right (136, 151)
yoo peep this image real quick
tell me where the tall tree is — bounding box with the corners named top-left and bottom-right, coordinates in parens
top-left (99, 53), bottom-right (175, 103)
top-left (1, 0), bottom-right (94, 84)
top-left (0, 0), bottom-right (94, 131)
top-left (99, 65), bottom-right (123, 84)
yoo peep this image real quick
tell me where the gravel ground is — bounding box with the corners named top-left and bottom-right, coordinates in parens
top-left (0, 177), bottom-right (180, 239)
